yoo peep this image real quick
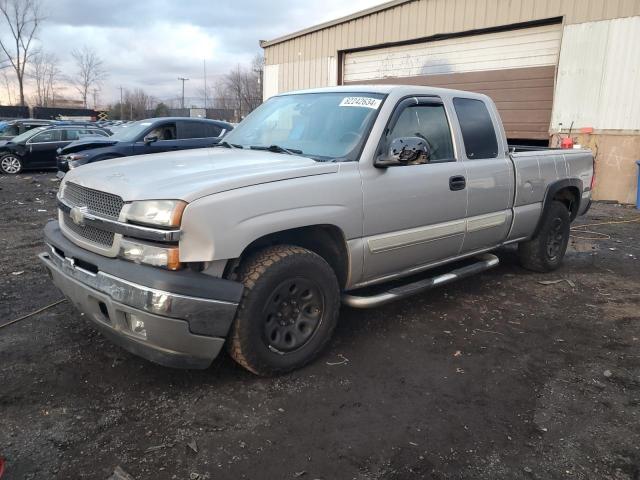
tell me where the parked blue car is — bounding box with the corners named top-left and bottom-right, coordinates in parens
top-left (56, 117), bottom-right (233, 174)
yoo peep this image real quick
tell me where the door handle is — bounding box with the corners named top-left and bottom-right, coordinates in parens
top-left (449, 175), bottom-right (466, 191)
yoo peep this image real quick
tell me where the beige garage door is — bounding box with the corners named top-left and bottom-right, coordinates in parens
top-left (343, 23), bottom-right (562, 140)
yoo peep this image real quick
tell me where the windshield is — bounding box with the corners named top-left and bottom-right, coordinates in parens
top-left (10, 126), bottom-right (48, 143)
top-left (223, 92), bottom-right (385, 161)
top-left (109, 121), bottom-right (154, 142)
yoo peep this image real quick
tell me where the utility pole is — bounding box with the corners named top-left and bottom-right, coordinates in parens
top-left (203, 59), bottom-right (207, 111)
top-left (178, 77), bottom-right (189, 109)
top-left (119, 86), bottom-right (124, 120)
top-left (92, 88), bottom-right (99, 110)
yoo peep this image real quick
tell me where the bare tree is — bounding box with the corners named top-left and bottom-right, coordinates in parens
top-left (29, 49), bottom-right (59, 106)
top-left (223, 61), bottom-right (262, 120)
top-left (71, 45), bottom-right (107, 108)
top-left (0, 0), bottom-right (43, 106)
top-left (1, 69), bottom-right (16, 104)
top-left (125, 87), bottom-right (155, 119)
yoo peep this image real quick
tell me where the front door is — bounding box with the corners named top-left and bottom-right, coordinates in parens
top-left (133, 121), bottom-right (180, 155)
top-left (25, 129), bottom-right (67, 167)
top-left (361, 97), bottom-right (468, 282)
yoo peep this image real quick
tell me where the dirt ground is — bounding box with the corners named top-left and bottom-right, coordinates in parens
top-left (1, 171), bottom-right (639, 480)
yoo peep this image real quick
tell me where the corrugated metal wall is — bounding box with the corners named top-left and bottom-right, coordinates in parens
top-left (263, 0), bottom-right (640, 94)
top-left (551, 16), bottom-right (640, 131)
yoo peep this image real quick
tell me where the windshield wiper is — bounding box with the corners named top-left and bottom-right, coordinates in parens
top-left (249, 144), bottom-right (302, 155)
top-left (215, 141), bottom-right (243, 149)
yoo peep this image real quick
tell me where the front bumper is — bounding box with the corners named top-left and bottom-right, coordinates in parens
top-left (40, 221), bottom-right (244, 369)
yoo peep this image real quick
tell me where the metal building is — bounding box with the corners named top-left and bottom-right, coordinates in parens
top-left (261, 0), bottom-right (640, 204)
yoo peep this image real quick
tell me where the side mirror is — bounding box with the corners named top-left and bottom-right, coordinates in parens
top-left (143, 135), bottom-right (158, 144)
top-left (375, 136), bottom-right (431, 168)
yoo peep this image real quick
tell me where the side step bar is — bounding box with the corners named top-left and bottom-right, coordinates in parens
top-left (342, 253), bottom-right (500, 309)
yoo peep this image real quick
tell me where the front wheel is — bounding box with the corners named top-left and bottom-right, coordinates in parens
top-left (518, 200), bottom-right (570, 272)
top-left (228, 245), bottom-right (340, 376)
top-left (0, 154), bottom-right (23, 174)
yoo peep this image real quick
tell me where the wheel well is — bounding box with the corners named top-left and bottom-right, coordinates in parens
top-left (553, 186), bottom-right (580, 220)
top-left (235, 225), bottom-right (350, 288)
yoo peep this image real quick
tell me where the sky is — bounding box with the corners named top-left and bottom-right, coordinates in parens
top-left (0, 0), bottom-right (387, 107)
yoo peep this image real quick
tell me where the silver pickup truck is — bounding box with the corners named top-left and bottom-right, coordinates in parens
top-left (40, 86), bottom-right (594, 375)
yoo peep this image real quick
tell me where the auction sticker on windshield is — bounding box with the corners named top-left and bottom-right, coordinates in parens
top-left (339, 97), bottom-right (382, 109)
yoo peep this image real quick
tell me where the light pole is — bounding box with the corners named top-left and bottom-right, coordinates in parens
top-left (119, 86), bottom-right (124, 120)
top-left (178, 77), bottom-right (189, 109)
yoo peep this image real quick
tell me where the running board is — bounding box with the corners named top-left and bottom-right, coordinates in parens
top-left (342, 253), bottom-right (500, 309)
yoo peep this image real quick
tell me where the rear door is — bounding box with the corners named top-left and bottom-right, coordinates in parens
top-left (361, 96), bottom-right (468, 281)
top-left (453, 97), bottom-right (513, 253)
top-left (176, 121), bottom-right (223, 148)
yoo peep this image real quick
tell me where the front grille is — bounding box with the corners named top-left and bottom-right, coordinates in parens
top-left (62, 213), bottom-right (115, 247)
top-left (63, 182), bottom-right (124, 219)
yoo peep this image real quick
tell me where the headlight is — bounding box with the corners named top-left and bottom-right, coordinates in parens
top-left (66, 153), bottom-right (87, 161)
top-left (120, 238), bottom-right (181, 270)
top-left (125, 200), bottom-right (186, 228)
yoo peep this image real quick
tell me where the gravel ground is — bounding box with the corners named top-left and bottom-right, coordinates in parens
top-left (1, 171), bottom-right (639, 480)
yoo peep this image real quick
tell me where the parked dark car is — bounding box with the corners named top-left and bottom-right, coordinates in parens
top-left (56, 117), bottom-right (233, 173)
top-left (0, 119), bottom-right (57, 141)
top-left (0, 125), bottom-right (110, 174)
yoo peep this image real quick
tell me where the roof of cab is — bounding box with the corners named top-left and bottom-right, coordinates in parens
top-left (277, 84), bottom-right (491, 101)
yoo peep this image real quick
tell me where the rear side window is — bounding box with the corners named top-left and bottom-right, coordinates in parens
top-left (453, 98), bottom-right (499, 159)
top-left (179, 122), bottom-right (222, 139)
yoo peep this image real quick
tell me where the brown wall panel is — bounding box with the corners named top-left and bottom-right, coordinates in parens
top-left (345, 65), bottom-right (556, 140)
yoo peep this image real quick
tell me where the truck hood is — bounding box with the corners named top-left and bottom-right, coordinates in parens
top-left (62, 148), bottom-right (339, 202)
top-left (59, 137), bottom-right (118, 153)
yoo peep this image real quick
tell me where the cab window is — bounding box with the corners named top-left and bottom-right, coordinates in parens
top-left (453, 97), bottom-right (499, 159)
top-left (386, 103), bottom-right (455, 163)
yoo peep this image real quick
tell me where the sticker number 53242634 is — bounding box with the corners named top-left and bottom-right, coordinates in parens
top-left (339, 97), bottom-right (382, 109)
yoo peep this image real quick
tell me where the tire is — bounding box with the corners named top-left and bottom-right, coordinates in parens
top-left (228, 245), bottom-right (340, 376)
top-left (0, 154), bottom-right (23, 174)
top-left (518, 200), bottom-right (570, 272)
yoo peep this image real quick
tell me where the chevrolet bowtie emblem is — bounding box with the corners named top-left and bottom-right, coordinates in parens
top-left (69, 206), bottom-right (88, 226)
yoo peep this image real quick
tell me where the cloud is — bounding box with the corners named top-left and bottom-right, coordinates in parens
top-left (1, 0), bottom-right (386, 106)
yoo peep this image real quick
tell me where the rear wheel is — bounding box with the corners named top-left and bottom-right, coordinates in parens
top-left (228, 245), bottom-right (340, 376)
top-left (518, 200), bottom-right (570, 272)
top-left (0, 154), bottom-right (23, 174)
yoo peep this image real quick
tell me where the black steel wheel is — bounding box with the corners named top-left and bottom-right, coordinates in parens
top-left (228, 245), bottom-right (340, 376)
top-left (262, 277), bottom-right (324, 353)
top-left (545, 217), bottom-right (565, 262)
top-left (518, 200), bottom-right (570, 272)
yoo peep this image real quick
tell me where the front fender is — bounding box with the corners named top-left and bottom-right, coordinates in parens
top-left (178, 164), bottom-right (363, 263)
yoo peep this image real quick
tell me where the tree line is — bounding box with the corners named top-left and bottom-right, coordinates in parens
top-left (0, 0), bottom-right (264, 121)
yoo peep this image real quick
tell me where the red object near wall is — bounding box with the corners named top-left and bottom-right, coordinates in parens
top-left (561, 137), bottom-right (574, 149)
